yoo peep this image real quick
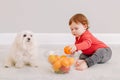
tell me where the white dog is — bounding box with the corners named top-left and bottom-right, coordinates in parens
top-left (4, 31), bottom-right (39, 68)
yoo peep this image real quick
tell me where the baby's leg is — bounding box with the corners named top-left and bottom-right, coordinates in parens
top-left (75, 59), bottom-right (88, 70)
top-left (75, 48), bottom-right (112, 70)
top-left (99, 48), bottom-right (112, 63)
top-left (75, 59), bottom-right (84, 67)
top-left (85, 47), bottom-right (112, 67)
top-left (75, 53), bottom-right (89, 67)
top-left (79, 53), bottom-right (89, 60)
top-left (75, 54), bottom-right (89, 70)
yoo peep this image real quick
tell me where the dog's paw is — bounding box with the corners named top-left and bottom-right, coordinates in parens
top-left (4, 65), bottom-right (11, 68)
top-left (4, 63), bottom-right (12, 68)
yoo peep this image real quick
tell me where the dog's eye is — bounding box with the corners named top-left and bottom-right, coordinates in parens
top-left (30, 35), bottom-right (32, 37)
top-left (23, 34), bottom-right (26, 37)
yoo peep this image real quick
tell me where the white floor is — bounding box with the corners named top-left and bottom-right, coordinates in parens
top-left (0, 44), bottom-right (120, 80)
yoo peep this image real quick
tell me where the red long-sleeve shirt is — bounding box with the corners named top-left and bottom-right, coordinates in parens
top-left (75, 30), bottom-right (108, 55)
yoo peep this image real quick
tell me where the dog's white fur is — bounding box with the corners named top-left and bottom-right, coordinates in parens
top-left (4, 31), bottom-right (39, 68)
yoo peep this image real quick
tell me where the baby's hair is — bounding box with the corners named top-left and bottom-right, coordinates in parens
top-left (69, 13), bottom-right (89, 29)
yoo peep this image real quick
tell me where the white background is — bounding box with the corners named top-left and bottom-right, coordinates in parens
top-left (0, 0), bottom-right (120, 33)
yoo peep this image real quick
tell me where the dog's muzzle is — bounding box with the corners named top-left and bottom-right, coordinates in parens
top-left (27, 38), bottom-right (31, 42)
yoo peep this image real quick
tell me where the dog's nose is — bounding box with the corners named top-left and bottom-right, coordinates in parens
top-left (28, 38), bottom-right (30, 41)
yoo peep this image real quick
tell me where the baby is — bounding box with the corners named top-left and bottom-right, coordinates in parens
top-left (67, 13), bottom-right (112, 71)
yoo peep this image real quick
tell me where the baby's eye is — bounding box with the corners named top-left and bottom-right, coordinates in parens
top-left (70, 28), bottom-right (74, 31)
top-left (23, 34), bottom-right (26, 37)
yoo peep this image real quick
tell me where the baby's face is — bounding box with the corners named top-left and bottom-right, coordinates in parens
top-left (70, 22), bottom-right (86, 37)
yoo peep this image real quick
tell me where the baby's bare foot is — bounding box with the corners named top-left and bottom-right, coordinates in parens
top-left (75, 60), bottom-right (88, 71)
top-left (75, 59), bottom-right (84, 67)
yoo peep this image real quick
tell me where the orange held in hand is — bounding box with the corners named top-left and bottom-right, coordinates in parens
top-left (64, 46), bottom-right (72, 54)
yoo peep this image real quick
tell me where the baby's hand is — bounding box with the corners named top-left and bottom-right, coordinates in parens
top-left (64, 45), bottom-right (76, 56)
top-left (69, 52), bottom-right (75, 57)
top-left (69, 44), bottom-right (77, 54)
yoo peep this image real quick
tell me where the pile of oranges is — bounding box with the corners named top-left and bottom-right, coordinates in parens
top-left (48, 54), bottom-right (74, 74)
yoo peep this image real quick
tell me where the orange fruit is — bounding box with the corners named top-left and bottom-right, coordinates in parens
top-left (53, 60), bottom-right (61, 71)
top-left (56, 55), bottom-right (60, 60)
top-left (61, 58), bottom-right (70, 67)
top-left (59, 55), bottom-right (66, 61)
top-left (68, 57), bottom-right (75, 66)
top-left (48, 55), bottom-right (58, 64)
top-left (60, 55), bottom-right (67, 58)
top-left (64, 46), bottom-right (72, 54)
top-left (60, 66), bottom-right (70, 73)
